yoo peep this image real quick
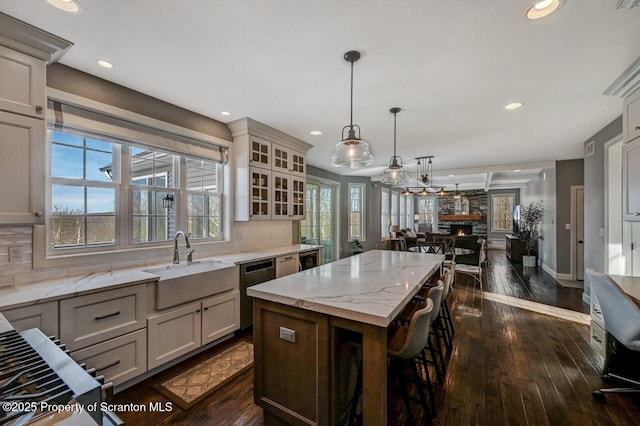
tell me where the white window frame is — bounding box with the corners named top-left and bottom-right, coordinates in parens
top-left (348, 183), bottom-right (366, 242)
top-left (491, 193), bottom-right (515, 233)
top-left (391, 190), bottom-right (400, 230)
top-left (381, 187), bottom-right (390, 240)
top-left (417, 195), bottom-right (437, 230)
top-left (35, 89), bottom-right (232, 269)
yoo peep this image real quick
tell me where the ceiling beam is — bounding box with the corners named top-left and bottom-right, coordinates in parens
top-left (432, 160), bottom-right (554, 177)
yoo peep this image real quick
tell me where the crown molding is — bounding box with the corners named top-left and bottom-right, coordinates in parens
top-left (616, 0), bottom-right (640, 9)
top-left (604, 55), bottom-right (640, 97)
top-left (0, 12), bottom-right (73, 63)
top-left (227, 117), bottom-right (313, 151)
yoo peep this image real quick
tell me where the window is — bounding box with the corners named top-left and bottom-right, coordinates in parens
top-left (348, 183), bottom-right (366, 241)
top-left (48, 129), bottom-right (226, 251)
top-left (50, 131), bottom-right (116, 248)
top-left (399, 194), bottom-right (414, 230)
top-left (454, 196), bottom-right (470, 215)
top-left (417, 196), bottom-right (437, 231)
top-left (391, 190), bottom-right (399, 229)
top-left (491, 193), bottom-right (515, 232)
top-left (300, 179), bottom-right (338, 263)
top-left (380, 187), bottom-right (390, 239)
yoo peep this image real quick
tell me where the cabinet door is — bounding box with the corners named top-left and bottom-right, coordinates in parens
top-left (250, 167), bottom-right (271, 220)
top-left (272, 171), bottom-right (291, 220)
top-left (147, 303), bottom-right (202, 370)
top-left (271, 143), bottom-right (291, 174)
top-left (291, 177), bottom-right (305, 220)
top-left (0, 111), bottom-right (45, 224)
top-left (624, 88), bottom-right (640, 143)
top-left (249, 135), bottom-right (271, 170)
top-left (623, 138), bottom-right (640, 221)
top-left (290, 150), bottom-right (306, 177)
top-left (1, 301), bottom-right (58, 336)
top-left (0, 45), bottom-right (45, 119)
top-left (202, 290), bottom-right (240, 345)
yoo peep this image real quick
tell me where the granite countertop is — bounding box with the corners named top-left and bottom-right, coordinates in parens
top-left (247, 249), bottom-right (444, 327)
top-left (0, 244), bottom-right (323, 311)
top-left (609, 274), bottom-right (640, 304)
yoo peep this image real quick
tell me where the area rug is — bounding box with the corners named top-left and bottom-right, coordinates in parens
top-left (154, 340), bottom-right (253, 410)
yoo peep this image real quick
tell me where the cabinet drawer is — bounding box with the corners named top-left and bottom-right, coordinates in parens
top-left (590, 321), bottom-right (606, 357)
top-left (2, 301), bottom-right (58, 336)
top-left (590, 292), bottom-right (604, 328)
top-left (60, 285), bottom-right (146, 351)
top-left (71, 329), bottom-right (147, 387)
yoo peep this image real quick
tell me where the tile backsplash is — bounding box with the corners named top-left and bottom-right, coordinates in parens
top-left (0, 221), bottom-right (293, 287)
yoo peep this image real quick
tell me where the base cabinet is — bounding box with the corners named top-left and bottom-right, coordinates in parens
top-left (148, 290), bottom-right (241, 369)
top-left (1, 301), bottom-right (58, 336)
top-left (505, 235), bottom-right (527, 263)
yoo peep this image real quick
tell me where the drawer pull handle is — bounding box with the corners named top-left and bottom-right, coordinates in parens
top-left (204, 307), bottom-right (209, 311)
top-left (95, 311), bottom-right (120, 321)
top-left (593, 308), bottom-right (601, 315)
top-left (593, 335), bottom-right (601, 343)
top-left (97, 360), bottom-right (121, 372)
top-left (635, 212), bottom-right (640, 216)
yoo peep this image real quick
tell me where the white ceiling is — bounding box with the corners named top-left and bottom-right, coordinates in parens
top-left (1, 0), bottom-right (639, 190)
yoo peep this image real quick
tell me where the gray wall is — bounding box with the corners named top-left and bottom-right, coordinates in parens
top-left (555, 159), bottom-right (584, 274)
top-left (486, 188), bottom-right (520, 240)
top-left (521, 167), bottom-right (557, 273)
top-left (583, 117), bottom-right (623, 277)
top-left (47, 64), bottom-right (232, 141)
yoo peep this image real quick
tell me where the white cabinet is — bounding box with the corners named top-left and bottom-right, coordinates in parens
top-left (623, 87), bottom-right (640, 143)
top-left (276, 254), bottom-right (299, 278)
top-left (148, 302), bottom-right (202, 370)
top-left (589, 291), bottom-right (606, 357)
top-left (148, 290), bottom-right (240, 369)
top-left (202, 290), bottom-right (240, 345)
top-left (1, 301), bottom-right (58, 336)
top-left (623, 137), bottom-right (640, 221)
top-left (59, 284), bottom-right (147, 351)
top-left (0, 110), bottom-right (45, 224)
top-left (229, 118), bottom-right (311, 221)
top-left (71, 329), bottom-right (147, 387)
top-left (0, 45), bottom-right (46, 119)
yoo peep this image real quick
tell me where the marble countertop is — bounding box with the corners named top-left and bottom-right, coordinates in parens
top-left (0, 244), bottom-right (323, 311)
top-left (609, 274), bottom-right (640, 304)
top-left (247, 249), bottom-right (444, 327)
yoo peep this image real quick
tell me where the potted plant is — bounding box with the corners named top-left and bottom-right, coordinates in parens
top-left (518, 201), bottom-right (544, 267)
top-left (352, 239), bottom-right (364, 255)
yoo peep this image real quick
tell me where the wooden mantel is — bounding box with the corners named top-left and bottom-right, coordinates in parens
top-left (439, 214), bottom-right (482, 221)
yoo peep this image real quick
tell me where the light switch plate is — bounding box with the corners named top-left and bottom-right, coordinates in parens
top-left (565, 224), bottom-right (571, 230)
top-left (279, 327), bottom-right (296, 343)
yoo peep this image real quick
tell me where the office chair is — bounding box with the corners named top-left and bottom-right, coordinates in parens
top-left (586, 269), bottom-right (640, 401)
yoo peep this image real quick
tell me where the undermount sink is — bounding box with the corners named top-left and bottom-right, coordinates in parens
top-left (145, 260), bottom-right (237, 310)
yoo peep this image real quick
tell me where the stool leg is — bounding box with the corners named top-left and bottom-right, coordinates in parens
top-left (419, 350), bottom-right (437, 418)
top-left (410, 359), bottom-right (434, 426)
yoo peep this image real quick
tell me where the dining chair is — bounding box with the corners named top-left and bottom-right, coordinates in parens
top-left (586, 269), bottom-right (640, 402)
top-left (455, 239), bottom-right (486, 292)
top-left (421, 241), bottom-right (445, 255)
top-left (433, 234), bottom-right (457, 264)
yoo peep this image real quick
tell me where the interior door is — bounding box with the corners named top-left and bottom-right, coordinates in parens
top-left (576, 187), bottom-right (585, 281)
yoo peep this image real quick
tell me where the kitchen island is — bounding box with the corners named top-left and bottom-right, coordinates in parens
top-left (248, 249), bottom-right (444, 425)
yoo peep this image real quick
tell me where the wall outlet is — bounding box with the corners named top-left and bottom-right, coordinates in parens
top-left (565, 224), bottom-right (571, 230)
top-left (9, 246), bottom-right (22, 263)
top-left (279, 327), bottom-right (296, 343)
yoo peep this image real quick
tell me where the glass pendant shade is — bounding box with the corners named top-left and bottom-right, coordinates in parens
top-left (381, 156), bottom-right (410, 185)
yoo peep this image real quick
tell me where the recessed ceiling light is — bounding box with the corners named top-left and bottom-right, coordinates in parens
top-left (504, 102), bottom-right (524, 110)
top-left (448, 174), bottom-right (455, 177)
top-left (513, 169), bottom-right (521, 172)
top-left (46, 0), bottom-right (80, 13)
top-left (96, 59), bottom-right (114, 69)
top-left (526, 0), bottom-right (561, 20)
top-left (221, 111), bottom-right (231, 116)
top-left (309, 130), bottom-right (323, 136)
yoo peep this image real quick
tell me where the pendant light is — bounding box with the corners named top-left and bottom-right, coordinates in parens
top-left (453, 183), bottom-right (461, 199)
top-left (331, 51), bottom-right (374, 168)
top-left (415, 156), bottom-right (434, 196)
top-left (401, 187), bottom-right (414, 196)
top-left (437, 187), bottom-right (447, 196)
top-left (381, 107), bottom-right (409, 184)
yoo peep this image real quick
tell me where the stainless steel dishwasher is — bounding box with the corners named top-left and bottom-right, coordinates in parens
top-left (240, 258), bottom-right (276, 329)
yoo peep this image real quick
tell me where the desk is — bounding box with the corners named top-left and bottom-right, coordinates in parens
top-left (608, 275), bottom-right (640, 305)
top-left (248, 250), bottom-right (444, 425)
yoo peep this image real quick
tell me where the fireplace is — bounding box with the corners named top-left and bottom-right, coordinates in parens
top-left (450, 224), bottom-right (473, 236)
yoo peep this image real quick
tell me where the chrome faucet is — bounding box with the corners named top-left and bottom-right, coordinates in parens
top-left (173, 231), bottom-right (191, 264)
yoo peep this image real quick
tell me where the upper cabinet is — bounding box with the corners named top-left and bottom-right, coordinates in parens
top-left (229, 118), bottom-right (312, 221)
top-left (623, 138), bottom-right (640, 221)
top-left (0, 45), bottom-right (45, 119)
top-left (624, 87), bottom-right (640, 143)
top-left (0, 13), bottom-right (72, 225)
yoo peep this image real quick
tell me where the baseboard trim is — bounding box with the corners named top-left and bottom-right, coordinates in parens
top-left (541, 262), bottom-right (557, 278)
top-left (556, 273), bottom-right (573, 280)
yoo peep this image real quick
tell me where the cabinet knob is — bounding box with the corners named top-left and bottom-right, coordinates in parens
top-left (635, 126), bottom-right (640, 131)
top-left (35, 105), bottom-right (43, 114)
top-left (636, 212), bottom-right (640, 216)
top-left (34, 211), bottom-right (44, 217)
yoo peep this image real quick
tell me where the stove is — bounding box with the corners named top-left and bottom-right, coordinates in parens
top-left (0, 315), bottom-right (123, 425)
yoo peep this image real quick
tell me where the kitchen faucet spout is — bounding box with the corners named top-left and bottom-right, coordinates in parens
top-left (173, 231), bottom-right (191, 264)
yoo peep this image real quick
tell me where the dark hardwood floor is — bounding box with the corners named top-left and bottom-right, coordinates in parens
top-left (114, 249), bottom-right (639, 425)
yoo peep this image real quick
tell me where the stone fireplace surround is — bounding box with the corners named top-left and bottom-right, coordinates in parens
top-left (436, 190), bottom-right (487, 237)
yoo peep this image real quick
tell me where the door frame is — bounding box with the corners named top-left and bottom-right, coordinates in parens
top-left (303, 176), bottom-right (341, 262)
top-left (570, 185), bottom-right (585, 280)
top-left (604, 135), bottom-right (625, 275)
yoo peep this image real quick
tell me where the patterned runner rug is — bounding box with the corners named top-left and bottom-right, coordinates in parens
top-left (154, 340), bottom-right (253, 410)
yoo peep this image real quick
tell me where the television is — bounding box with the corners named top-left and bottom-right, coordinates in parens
top-left (512, 204), bottom-right (521, 236)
